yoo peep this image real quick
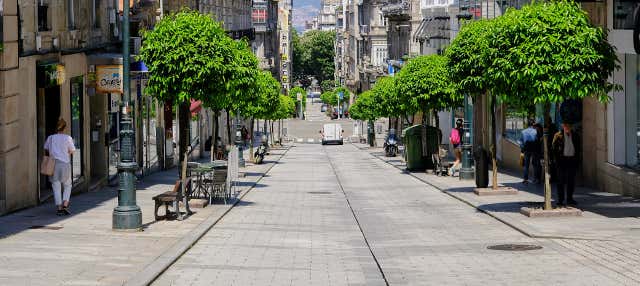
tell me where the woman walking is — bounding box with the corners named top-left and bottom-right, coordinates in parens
top-left (448, 119), bottom-right (464, 176)
top-left (44, 118), bottom-right (76, 216)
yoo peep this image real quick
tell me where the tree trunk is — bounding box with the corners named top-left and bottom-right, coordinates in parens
top-left (211, 110), bottom-right (220, 162)
top-left (433, 110), bottom-right (440, 129)
top-left (226, 110), bottom-right (232, 145)
top-left (263, 120), bottom-right (268, 139)
top-left (490, 94), bottom-right (498, 190)
top-left (270, 121), bottom-right (275, 146)
top-left (543, 103), bottom-right (552, 210)
top-left (249, 118), bottom-right (255, 160)
top-left (178, 101), bottom-right (190, 178)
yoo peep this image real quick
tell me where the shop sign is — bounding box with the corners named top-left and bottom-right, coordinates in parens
top-left (96, 65), bottom-right (123, 93)
top-left (37, 63), bottom-right (66, 87)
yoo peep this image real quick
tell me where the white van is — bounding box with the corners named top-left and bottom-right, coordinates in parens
top-left (321, 123), bottom-right (344, 145)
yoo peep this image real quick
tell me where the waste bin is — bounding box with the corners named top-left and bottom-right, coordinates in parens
top-left (403, 125), bottom-right (439, 171)
top-left (474, 145), bottom-right (489, 188)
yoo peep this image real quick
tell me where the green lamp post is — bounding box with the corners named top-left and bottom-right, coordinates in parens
top-left (113, 0), bottom-right (142, 230)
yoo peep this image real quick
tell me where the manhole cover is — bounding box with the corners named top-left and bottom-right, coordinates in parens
top-left (29, 225), bottom-right (63, 230)
top-left (487, 244), bottom-right (542, 251)
top-left (308, 192), bottom-right (332, 194)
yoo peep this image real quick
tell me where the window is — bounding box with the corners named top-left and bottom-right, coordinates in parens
top-left (38, 1), bottom-right (50, 31)
top-left (92, 0), bottom-right (101, 28)
top-left (613, 0), bottom-right (639, 29)
top-left (70, 77), bottom-right (84, 183)
top-left (624, 54), bottom-right (640, 169)
top-left (67, 0), bottom-right (79, 29)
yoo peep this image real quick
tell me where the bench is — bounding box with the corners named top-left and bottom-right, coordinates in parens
top-left (152, 177), bottom-right (193, 221)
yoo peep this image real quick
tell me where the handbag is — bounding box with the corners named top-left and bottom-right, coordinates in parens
top-left (519, 153), bottom-right (525, 167)
top-left (40, 155), bottom-right (55, 176)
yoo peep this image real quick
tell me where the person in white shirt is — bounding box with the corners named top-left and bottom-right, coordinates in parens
top-left (44, 118), bottom-right (76, 216)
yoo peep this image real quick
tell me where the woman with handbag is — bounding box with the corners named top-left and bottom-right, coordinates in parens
top-left (43, 118), bottom-right (76, 216)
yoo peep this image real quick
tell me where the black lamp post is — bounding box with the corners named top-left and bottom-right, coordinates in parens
top-left (235, 111), bottom-right (245, 167)
top-left (113, 0), bottom-right (142, 230)
top-left (459, 93), bottom-right (474, 180)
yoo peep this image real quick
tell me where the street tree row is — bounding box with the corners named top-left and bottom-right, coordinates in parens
top-left (139, 10), bottom-right (295, 163)
top-left (350, 1), bottom-right (619, 208)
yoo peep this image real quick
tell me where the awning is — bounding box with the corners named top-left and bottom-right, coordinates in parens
top-left (190, 99), bottom-right (202, 115)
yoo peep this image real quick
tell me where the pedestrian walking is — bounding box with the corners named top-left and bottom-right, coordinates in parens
top-left (43, 118), bottom-right (76, 216)
top-left (520, 119), bottom-right (542, 184)
top-left (552, 123), bottom-right (581, 207)
top-left (448, 119), bottom-right (464, 176)
top-left (241, 126), bottom-right (249, 147)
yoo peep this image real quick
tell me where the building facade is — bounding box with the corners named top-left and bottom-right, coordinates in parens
top-left (0, 0), bottom-right (125, 215)
top-left (252, 0), bottom-right (279, 74)
top-left (278, 0), bottom-right (292, 92)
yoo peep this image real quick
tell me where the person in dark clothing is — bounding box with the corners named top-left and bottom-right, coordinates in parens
top-left (551, 123), bottom-right (581, 207)
top-left (520, 119), bottom-right (542, 184)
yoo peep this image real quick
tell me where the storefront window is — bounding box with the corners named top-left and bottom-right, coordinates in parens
top-left (625, 54), bottom-right (640, 169)
top-left (70, 77), bottom-right (83, 183)
top-left (613, 0), bottom-right (640, 29)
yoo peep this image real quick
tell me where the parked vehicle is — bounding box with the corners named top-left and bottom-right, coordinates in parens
top-left (254, 136), bottom-right (268, 164)
top-left (384, 129), bottom-right (398, 157)
top-left (321, 123), bottom-right (344, 145)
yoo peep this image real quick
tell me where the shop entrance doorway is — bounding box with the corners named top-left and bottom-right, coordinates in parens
top-left (37, 86), bottom-right (61, 202)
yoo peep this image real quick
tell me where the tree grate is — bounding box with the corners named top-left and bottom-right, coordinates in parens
top-left (487, 244), bottom-right (542, 251)
top-left (29, 225), bottom-right (63, 230)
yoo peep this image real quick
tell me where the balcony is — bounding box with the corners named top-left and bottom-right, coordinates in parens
top-left (381, 1), bottom-right (411, 21)
top-left (359, 25), bottom-right (370, 35)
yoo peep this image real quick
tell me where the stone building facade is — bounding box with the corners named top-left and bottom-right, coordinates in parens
top-left (0, 0), bottom-right (122, 215)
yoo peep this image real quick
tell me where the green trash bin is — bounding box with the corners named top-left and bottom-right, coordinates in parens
top-left (402, 125), bottom-right (442, 171)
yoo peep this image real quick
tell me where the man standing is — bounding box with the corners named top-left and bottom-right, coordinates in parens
top-left (520, 119), bottom-right (541, 184)
top-left (552, 123), bottom-right (581, 207)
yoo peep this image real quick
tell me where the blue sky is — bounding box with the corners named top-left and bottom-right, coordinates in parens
top-left (292, 0), bottom-right (320, 32)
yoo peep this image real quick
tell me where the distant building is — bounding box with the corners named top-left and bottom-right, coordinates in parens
top-left (305, 16), bottom-right (319, 31)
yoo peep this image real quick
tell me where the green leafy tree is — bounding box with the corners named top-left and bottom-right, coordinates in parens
top-left (320, 90), bottom-right (337, 106)
top-left (349, 90), bottom-right (379, 121)
top-left (140, 10), bottom-right (240, 165)
top-left (447, 1), bottom-right (619, 197)
top-left (239, 71), bottom-right (280, 157)
top-left (321, 80), bottom-right (337, 92)
top-left (491, 1), bottom-right (618, 206)
top-left (289, 86), bottom-right (307, 116)
top-left (396, 55), bottom-right (460, 127)
top-left (292, 30), bottom-right (336, 87)
top-left (371, 76), bottom-right (403, 120)
top-left (334, 86), bottom-right (351, 103)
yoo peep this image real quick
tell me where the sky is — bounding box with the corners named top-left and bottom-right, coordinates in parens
top-left (292, 0), bottom-right (320, 32)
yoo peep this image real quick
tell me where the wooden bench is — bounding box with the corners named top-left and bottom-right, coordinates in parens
top-left (152, 178), bottom-right (192, 221)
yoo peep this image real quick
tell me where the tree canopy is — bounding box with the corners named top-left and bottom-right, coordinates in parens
top-left (320, 86), bottom-right (350, 106)
top-left (491, 1), bottom-right (618, 104)
top-left (139, 10), bottom-right (239, 107)
top-left (292, 29), bottom-right (336, 87)
top-left (240, 70), bottom-right (281, 119)
top-left (447, 1), bottom-right (618, 104)
top-left (371, 76), bottom-right (403, 118)
top-left (349, 90), bottom-right (378, 121)
top-left (289, 86), bottom-right (307, 110)
top-left (396, 55), bottom-right (461, 114)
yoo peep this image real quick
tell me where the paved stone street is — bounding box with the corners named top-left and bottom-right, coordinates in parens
top-left (154, 143), bottom-right (637, 286)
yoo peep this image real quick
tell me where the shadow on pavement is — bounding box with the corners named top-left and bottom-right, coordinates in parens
top-left (0, 166), bottom-right (181, 239)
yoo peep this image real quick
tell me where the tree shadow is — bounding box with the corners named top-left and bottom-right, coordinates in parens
top-left (0, 166), bottom-right (182, 239)
top-left (242, 172), bottom-right (265, 177)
